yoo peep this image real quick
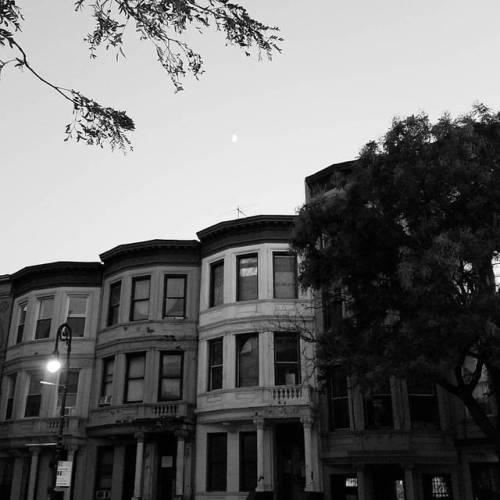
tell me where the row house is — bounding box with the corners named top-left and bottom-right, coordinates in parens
top-left (0, 166), bottom-right (497, 500)
top-left (305, 162), bottom-right (498, 500)
top-left (0, 215), bottom-right (319, 500)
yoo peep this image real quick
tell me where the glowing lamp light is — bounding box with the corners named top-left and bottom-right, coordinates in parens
top-left (46, 358), bottom-right (62, 373)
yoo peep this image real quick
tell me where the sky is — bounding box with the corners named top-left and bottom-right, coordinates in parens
top-left (2, 0), bottom-right (500, 274)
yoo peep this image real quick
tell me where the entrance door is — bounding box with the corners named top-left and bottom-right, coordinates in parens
top-left (275, 423), bottom-right (305, 500)
top-left (372, 465), bottom-right (405, 500)
top-left (157, 436), bottom-right (176, 500)
top-left (331, 474), bottom-right (359, 500)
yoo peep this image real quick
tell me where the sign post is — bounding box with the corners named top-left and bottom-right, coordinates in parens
top-left (56, 461), bottom-right (73, 488)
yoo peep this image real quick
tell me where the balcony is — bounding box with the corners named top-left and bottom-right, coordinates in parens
top-left (197, 384), bottom-right (316, 421)
top-left (0, 416), bottom-right (85, 442)
top-left (87, 401), bottom-right (194, 430)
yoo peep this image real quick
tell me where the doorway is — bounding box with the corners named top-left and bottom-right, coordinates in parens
top-left (275, 423), bottom-right (305, 500)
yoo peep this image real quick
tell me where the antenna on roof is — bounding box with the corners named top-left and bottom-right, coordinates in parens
top-left (236, 206), bottom-right (247, 219)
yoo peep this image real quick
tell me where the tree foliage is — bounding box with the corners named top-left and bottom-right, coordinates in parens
top-left (294, 104), bottom-right (500, 448)
top-left (0, 0), bottom-right (281, 150)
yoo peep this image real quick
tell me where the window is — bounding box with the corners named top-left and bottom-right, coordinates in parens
top-left (364, 382), bottom-right (393, 429)
top-left (101, 357), bottom-right (114, 400)
top-left (0, 458), bottom-right (14, 500)
top-left (408, 379), bottom-right (439, 426)
top-left (130, 277), bottom-right (150, 321)
top-left (207, 433), bottom-right (227, 491)
top-left (237, 334), bottom-right (259, 387)
top-left (67, 296), bottom-right (87, 337)
top-left (239, 432), bottom-right (257, 491)
top-left (107, 281), bottom-right (121, 326)
top-left (273, 253), bottom-right (297, 299)
top-left (274, 332), bottom-right (301, 385)
top-left (329, 367), bottom-right (350, 429)
top-left (208, 338), bottom-right (223, 391)
top-left (5, 374), bottom-right (16, 420)
top-left (16, 303), bottom-right (27, 344)
top-left (159, 352), bottom-right (183, 400)
top-left (470, 463), bottom-right (499, 500)
top-left (163, 275), bottom-right (187, 318)
top-left (423, 475), bottom-right (453, 500)
top-left (237, 254), bottom-right (258, 301)
top-left (322, 287), bottom-right (343, 333)
top-left (472, 366), bottom-right (495, 416)
top-left (95, 446), bottom-right (114, 493)
top-left (210, 260), bottom-right (224, 307)
top-left (35, 297), bottom-right (54, 339)
top-left (57, 371), bottom-right (79, 414)
top-left (125, 353), bottom-right (145, 403)
top-left (25, 372), bottom-right (43, 417)
top-left (331, 475), bottom-right (358, 500)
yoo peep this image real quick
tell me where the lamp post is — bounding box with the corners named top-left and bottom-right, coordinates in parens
top-left (46, 322), bottom-right (72, 500)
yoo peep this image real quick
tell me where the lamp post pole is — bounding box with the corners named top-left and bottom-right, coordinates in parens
top-left (49, 322), bottom-right (72, 500)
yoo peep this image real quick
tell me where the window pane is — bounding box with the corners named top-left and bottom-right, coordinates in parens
top-left (39, 298), bottom-right (54, 319)
top-left (128, 356), bottom-right (145, 378)
top-left (330, 367), bottom-right (350, 429)
top-left (101, 358), bottom-right (114, 397)
top-left (68, 297), bottom-right (86, 315)
top-left (237, 335), bottom-right (259, 387)
top-left (133, 279), bottom-right (150, 300)
top-left (210, 261), bottom-right (224, 307)
top-left (67, 317), bottom-right (85, 337)
top-left (275, 365), bottom-right (299, 385)
top-left (408, 379), bottom-right (439, 425)
top-left (365, 384), bottom-right (393, 429)
top-left (126, 379), bottom-right (143, 402)
top-left (210, 339), bottom-right (223, 365)
top-left (161, 355), bottom-right (182, 377)
top-left (160, 379), bottom-right (181, 400)
top-left (166, 277), bottom-right (185, 297)
top-left (35, 319), bottom-right (51, 339)
top-left (238, 255), bottom-right (258, 301)
top-left (25, 373), bottom-right (42, 417)
top-left (274, 333), bottom-right (300, 386)
top-left (96, 447), bottom-right (114, 490)
top-left (209, 339), bottom-right (223, 391)
top-left (19, 304), bottom-right (27, 324)
top-left (110, 282), bottom-right (121, 304)
top-left (108, 282), bottom-right (121, 326)
top-left (132, 301), bottom-right (149, 321)
top-left (275, 334), bottom-right (299, 362)
top-left (165, 298), bottom-right (184, 317)
top-left (210, 366), bottom-right (223, 391)
top-left (274, 254), bottom-right (297, 299)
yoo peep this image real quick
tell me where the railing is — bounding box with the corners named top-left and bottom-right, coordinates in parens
top-left (198, 384), bottom-right (314, 413)
top-left (152, 403), bottom-right (179, 416)
top-left (87, 401), bottom-right (192, 428)
top-left (0, 416), bottom-right (83, 438)
top-left (271, 385), bottom-right (304, 403)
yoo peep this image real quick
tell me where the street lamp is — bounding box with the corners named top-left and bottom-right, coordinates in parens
top-left (46, 322), bottom-right (72, 500)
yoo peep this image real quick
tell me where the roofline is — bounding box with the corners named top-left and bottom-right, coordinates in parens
top-left (197, 214), bottom-right (297, 240)
top-left (305, 159), bottom-right (356, 188)
top-left (100, 239), bottom-right (200, 262)
top-left (12, 261), bottom-right (103, 280)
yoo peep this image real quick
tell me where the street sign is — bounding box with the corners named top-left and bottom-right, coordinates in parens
top-left (56, 461), bottom-right (72, 487)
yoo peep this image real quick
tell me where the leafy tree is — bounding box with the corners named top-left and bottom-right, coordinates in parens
top-left (0, 0), bottom-right (280, 150)
top-left (293, 104), bottom-right (500, 464)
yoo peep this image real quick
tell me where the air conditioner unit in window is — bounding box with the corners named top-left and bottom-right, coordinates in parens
top-left (95, 490), bottom-right (111, 500)
top-left (98, 395), bottom-right (112, 406)
top-left (57, 407), bottom-right (75, 416)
